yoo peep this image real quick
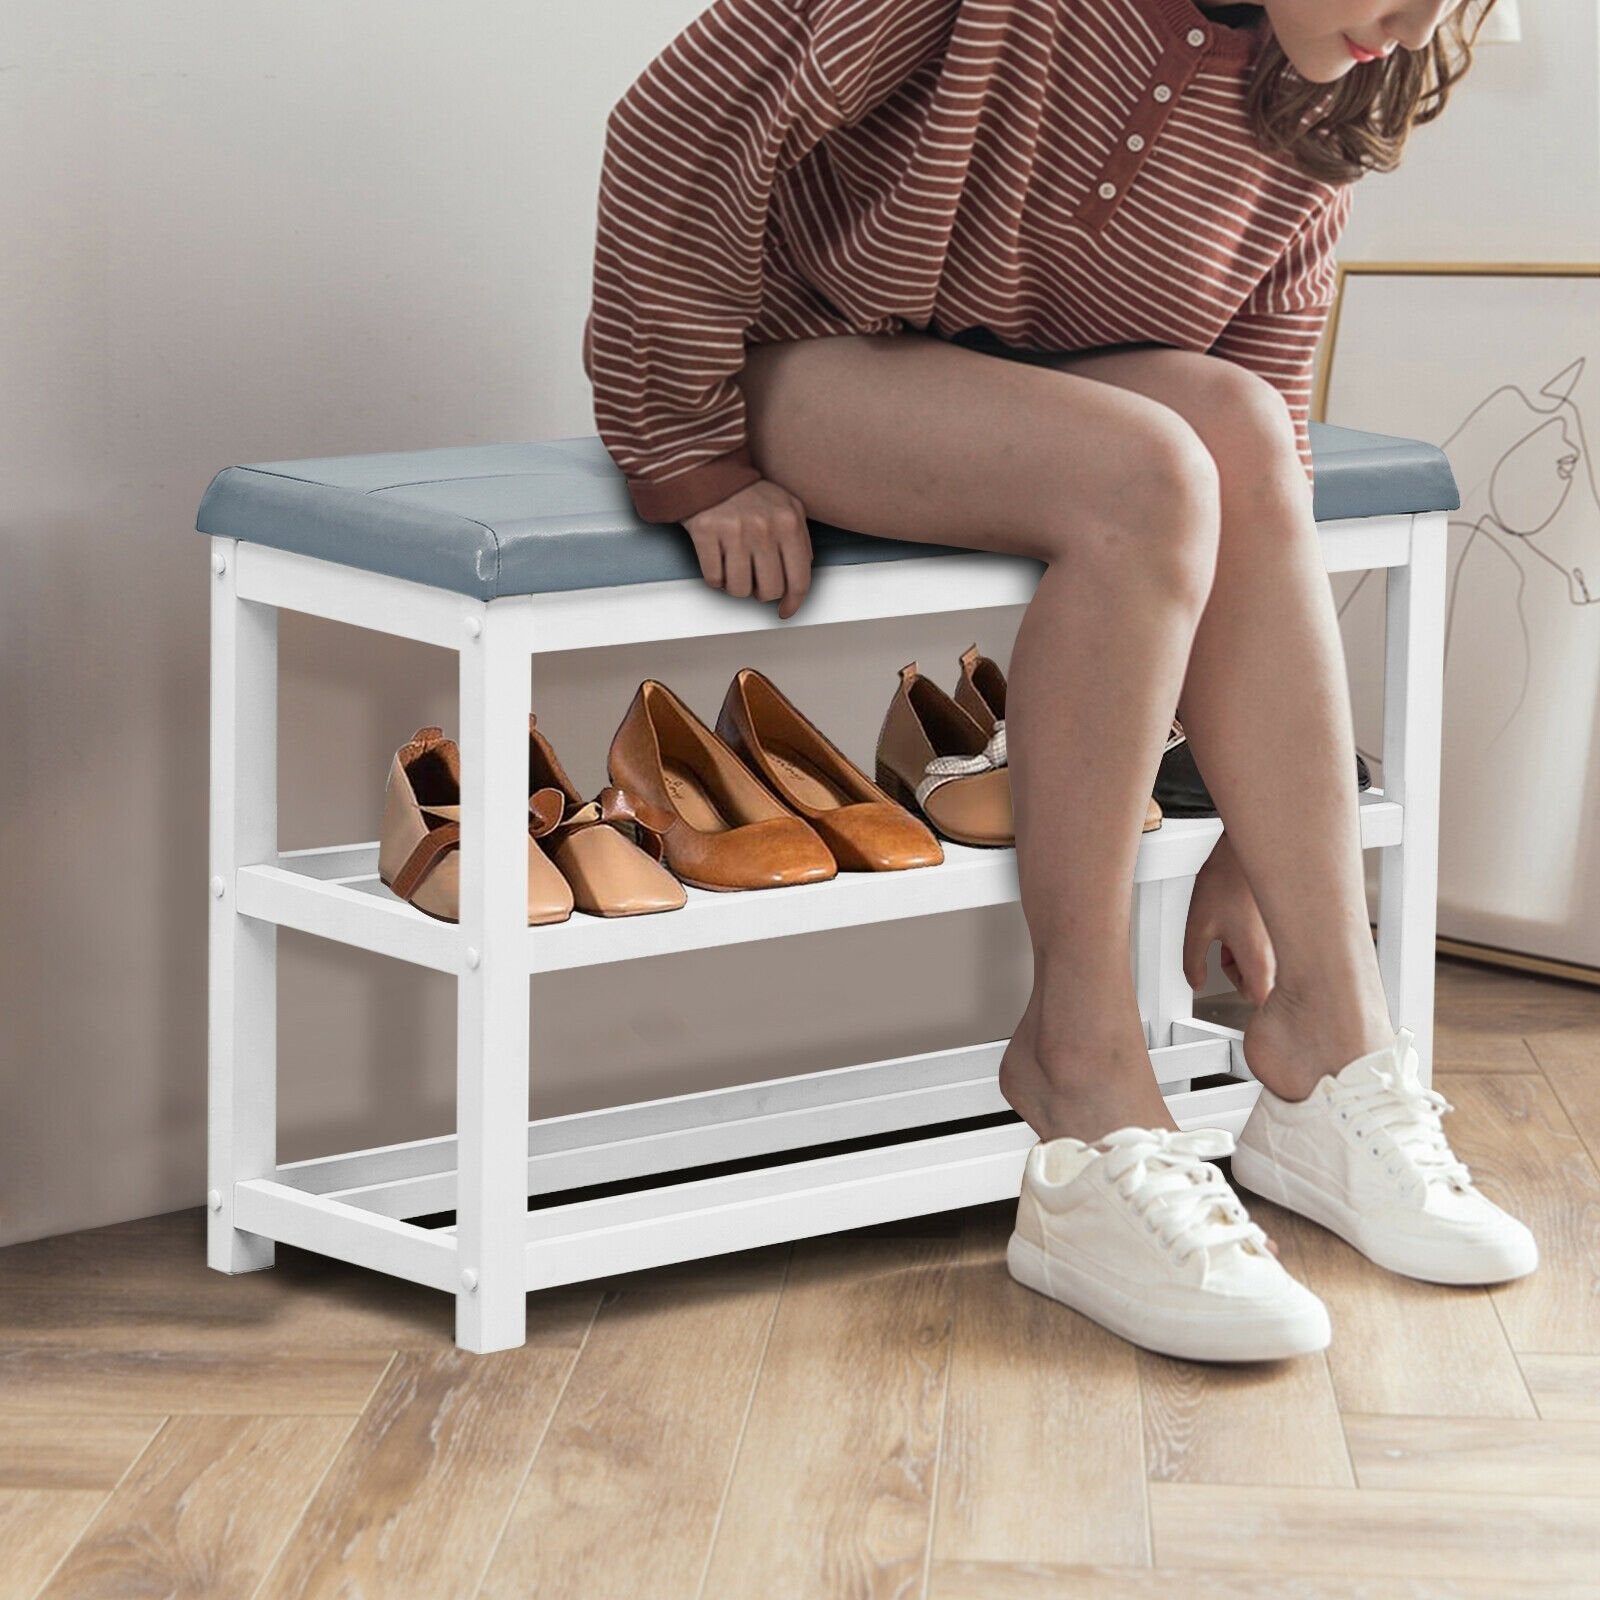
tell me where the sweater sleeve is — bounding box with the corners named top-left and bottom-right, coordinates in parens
top-left (1205, 180), bottom-right (1356, 502)
top-left (582, 0), bottom-right (954, 527)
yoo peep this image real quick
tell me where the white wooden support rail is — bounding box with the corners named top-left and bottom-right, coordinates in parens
top-left (207, 510), bottom-right (1445, 1353)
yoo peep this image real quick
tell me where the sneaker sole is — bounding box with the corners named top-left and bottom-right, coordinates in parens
top-left (1230, 1142), bottom-right (1539, 1286)
top-left (1005, 1232), bottom-right (1330, 1363)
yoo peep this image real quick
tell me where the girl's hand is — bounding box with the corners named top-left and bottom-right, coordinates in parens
top-left (1182, 831), bottom-right (1276, 1007)
top-left (682, 477), bottom-right (814, 620)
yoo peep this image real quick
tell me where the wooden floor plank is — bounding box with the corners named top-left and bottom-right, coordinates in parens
top-left (1441, 1073), bottom-right (1600, 1355)
top-left (1241, 1194), bottom-right (1534, 1419)
top-left (929, 1561), bottom-right (1589, 1599)
top-left (0, 1345), bottom-right (393, 1417)
top-left (0, 1489), bottom-right (109, 1599)
top-left (0, 1415), bottom-right (164, 1490)
top-left (1345, 1411), bottom-right (1600, 1495)
top-left (252, 1302), bottom-right (599, 1600)
top-left (1519, 1354), bottom-right (1600, 1422)
top-left (1530, 1029), bottom-right (1600, 1168)
top-left (1432, 961), bottom-right (1600, 1073)
top-left (475, 1248), bottom-right (789, 1600)
top-left (924, 1202), bottom-right (1148, 1568)
top-left (1149, 1480), bottom-right (1600, 1582)
top-left (696, 1221), bottom-right (959, 1600)
top-left (0, 1207), bottom-right (468, 1352)
top-left (1138, 1345), bottom-right (1353, 1488)
top-left (34, 1415), bottom-right (352, 1600)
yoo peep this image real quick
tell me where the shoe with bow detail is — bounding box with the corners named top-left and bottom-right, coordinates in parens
top-left (874, 660), bottom-right (1013, 846)
top-left (1232, 1026), bottom-right (1539, 1285)
top-left (1007, 1125), bottom-right (1331, 1362)
top-left (526, 713), bottom-right (688, 917)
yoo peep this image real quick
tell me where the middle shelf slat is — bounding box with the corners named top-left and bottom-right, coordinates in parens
top-left (237, 787), bottom-right (1401, 974)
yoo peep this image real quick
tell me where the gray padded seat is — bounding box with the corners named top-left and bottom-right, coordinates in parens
top-left (195, 423), bottom-right (1461, 602)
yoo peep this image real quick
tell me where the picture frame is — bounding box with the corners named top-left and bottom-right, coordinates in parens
top-left (1315, 261), bottom-right (1600, 985)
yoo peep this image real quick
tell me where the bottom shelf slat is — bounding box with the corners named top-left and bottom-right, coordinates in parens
top-left (230, 1075), bottom-right (1260, 1294)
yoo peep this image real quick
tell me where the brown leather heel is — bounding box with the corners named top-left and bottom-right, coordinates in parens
top-left (715, 667), bottom-right (943, 871)
top-left (608, 679), bottom-right (838, 891)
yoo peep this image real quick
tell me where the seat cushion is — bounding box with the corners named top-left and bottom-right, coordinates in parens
top-left (194, 423), bottom-right (1459, 601)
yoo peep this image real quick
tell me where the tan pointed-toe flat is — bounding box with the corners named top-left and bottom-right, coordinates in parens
top-left (874, 662), bottom-right (1013, 847)
top-left (526, 714), bottom-right (688, 916)
top-left (713, 666), bottom-right (944, 872)
top-left (376, 725), bottom-right (574, 924)
top-left (608, 679), bottom-right (838, 892)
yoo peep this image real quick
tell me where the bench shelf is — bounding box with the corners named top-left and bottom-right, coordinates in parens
top-left (233, 1027), bottom-right (1261, 1297)
top-left (199, 427), bottom-right (1455, 1352)
top-left (239, 786), bottom-right (1402, 976)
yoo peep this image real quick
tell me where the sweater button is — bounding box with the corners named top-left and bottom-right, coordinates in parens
top-left (1153, 84), bottom-right (1172, 102)
top-left (1097, 181), bottom-right (1116, 199)
top-left (1186, 27), bottom-right (1206, 46)
top-left (1126, 133), bottom-right (1145, 151)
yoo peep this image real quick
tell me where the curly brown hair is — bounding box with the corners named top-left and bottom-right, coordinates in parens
top-left (1248, 0), bottom-right (1504, 184)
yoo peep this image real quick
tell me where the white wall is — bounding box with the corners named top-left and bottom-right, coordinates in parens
top-left (2, 1), bottom-right (1588, 1246)
top-left (1338, 0), bottom-right (1598, 262)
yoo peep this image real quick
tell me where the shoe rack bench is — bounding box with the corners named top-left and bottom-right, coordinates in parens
top-left (197, 426), bottom-right (1457, 1353)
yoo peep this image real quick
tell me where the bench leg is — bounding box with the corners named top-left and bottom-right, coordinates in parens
top-left (1134, 872), bottom-right (1201, 1084)
top-left (207, 537), bottom-right (278, 1274)
top-left (1376, 511), bottom-right (1447, 1087)
top-left (454, 605), bottom-right (534, 1353)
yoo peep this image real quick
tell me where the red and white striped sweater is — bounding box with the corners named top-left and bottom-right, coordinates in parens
top-left (583, 0), bottom-right (1358, 526)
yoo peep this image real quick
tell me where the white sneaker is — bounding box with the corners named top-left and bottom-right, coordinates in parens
top-left (1232, 1025), bottom-right (1539, 1285)
top-left (1006, 1125), bottom-right (1331, 1362)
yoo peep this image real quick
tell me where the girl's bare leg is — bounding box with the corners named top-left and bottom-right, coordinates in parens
top-left (1033, 344), bottom-right (1397, 1097)
top-left (735, 331), bottom-right (1221, 1142)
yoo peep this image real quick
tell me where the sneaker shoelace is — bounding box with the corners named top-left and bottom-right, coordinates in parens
top-left (1326, 1065), bottom-right (1473, 1193)
top-left (1096, 1127), bottom-right (1266, 1265)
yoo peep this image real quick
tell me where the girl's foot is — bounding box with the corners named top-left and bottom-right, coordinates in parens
top-left (1241, 979), bottom-right (1398, 1103)
top-left (1000, 998), bottom-right (1283, 1256)
top-left (998, 1006), bottom-right (1175, 1146)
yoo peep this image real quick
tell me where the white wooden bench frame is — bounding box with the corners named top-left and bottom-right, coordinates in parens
top-left (206, 510), bottom-right (1446, 1353)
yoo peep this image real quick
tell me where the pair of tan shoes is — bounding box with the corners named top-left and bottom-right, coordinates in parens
top-left (609, 668), bottom-right (945, 891)
top-left (875, 644), bottom-right (1181, 842)
top-left (377, 720), bottom-right (688, 925)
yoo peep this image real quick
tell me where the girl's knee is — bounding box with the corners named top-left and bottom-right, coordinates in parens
top-left (1038, 418), bottom-right (1220, 607)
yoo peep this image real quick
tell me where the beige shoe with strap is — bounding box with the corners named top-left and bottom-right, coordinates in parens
top-left (379, 721), bottom-right (688, 922)
top-left (378, 725), bottom-right (574, 924)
